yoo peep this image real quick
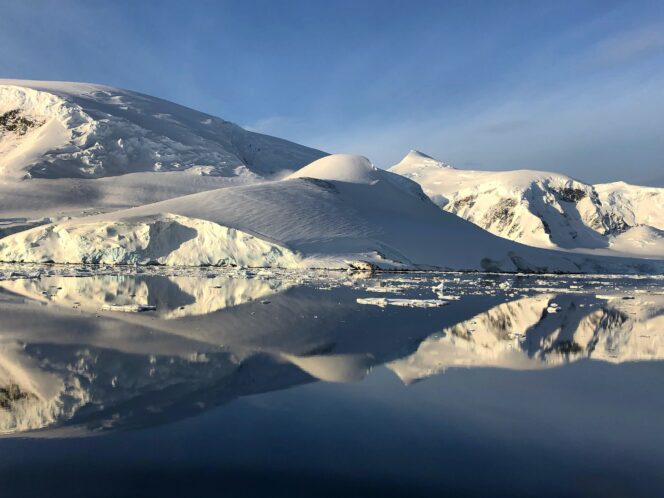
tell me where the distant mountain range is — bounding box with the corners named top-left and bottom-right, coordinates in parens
top-left (391, 150), bottom-right (664, 258)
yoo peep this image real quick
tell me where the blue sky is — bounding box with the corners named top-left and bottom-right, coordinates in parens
top-left (1, 0), bottom-right (663, 185)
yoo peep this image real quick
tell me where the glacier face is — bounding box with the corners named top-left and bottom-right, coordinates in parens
top-left (0, 213), bottom-right (301, 268)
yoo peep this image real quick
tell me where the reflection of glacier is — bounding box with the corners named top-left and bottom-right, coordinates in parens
top-left (0, 274), bottom-right (290, 318)
top-left (0, 274), bottom-right (292, 434)
top-left (1, 273), bottom-right (460, 436)
top-left (389, 294), bottom-right (664, 383)
top-left (1, 274), bottom-right (663, 436)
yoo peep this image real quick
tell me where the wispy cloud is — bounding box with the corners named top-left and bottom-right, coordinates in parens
top-left (594, 25), bottom-right (664, 65)
top-left (244, 115), bottom-right (303, 135)
top-left (479, 119), bottom-right (532, 135)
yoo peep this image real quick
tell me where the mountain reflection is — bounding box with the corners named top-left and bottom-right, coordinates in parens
top-left (389, 293), bottom-right (664, 383)
top-left (0, 274), bottom-right (290, 318)
top-left (0, 274), bottom-right (662, 436)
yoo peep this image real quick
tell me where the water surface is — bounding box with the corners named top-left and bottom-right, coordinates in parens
top-left (0, 268), bottom-right (662, 497)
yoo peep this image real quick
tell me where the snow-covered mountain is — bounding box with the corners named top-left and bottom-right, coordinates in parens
top-left (0, 80), bottom-right (326, 222)
top-left (1, 154), bottom-right (662, 273)
top-left (0, 79), bottom-right (325, 179)
top-left (1, 81), bottom-right (663, 274)
top-left (390, 150), bottom-right (664, 258)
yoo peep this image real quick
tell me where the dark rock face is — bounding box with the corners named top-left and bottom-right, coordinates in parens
top-left (0, 109), bottom-right (41, 135)
top-left (299, 177), bottom-right (339, 193)
top-left (556, 188), bottom-right (586, 203)
top-left (451, 195), bottom-right (477, 210)
top-left (551, 340), bottom-right (583, 355)
top-left (484, 198), bottom-right (518, 232)
top-left (604, 212), bottom-right (632, 233)
top-left (0, 384), bottom-right (33, 410)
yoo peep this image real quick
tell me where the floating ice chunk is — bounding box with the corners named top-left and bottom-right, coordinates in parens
top-left (356, 297), bottom-right (449, 308)
top-left (595, 294), bottom-right (635, 301)
top-left (365, 286), bottom-right (404, 293)
top-left (345, 260), bottom-right (378, 271)
top-left (100, 304), bottom-right (156, 312)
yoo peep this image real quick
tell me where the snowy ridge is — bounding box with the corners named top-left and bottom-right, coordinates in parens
top-left (1, 154), bottom-right (663, 273)
top-left (390, 151), bottom-right (664, 258)
top-left (0, 79), bottom-right (326, 180)
top-left (399, 149), bottom-right (454, 169)
top-left (594, 181), bottom-right (664, 230)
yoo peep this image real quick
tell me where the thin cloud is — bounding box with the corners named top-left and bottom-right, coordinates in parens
top-left (479, 119), bottom-right (532, 135)
top-left (244, 115), bottom-right (302, 134)
top-left (594, 25), bottom-right (664, 65)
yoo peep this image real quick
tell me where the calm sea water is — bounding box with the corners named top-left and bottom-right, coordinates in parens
top-left (0, 269), bottom-right (662, 497)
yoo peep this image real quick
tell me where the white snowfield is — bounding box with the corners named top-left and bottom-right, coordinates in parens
top-left (1, 154), bottom-right (663, 273)
top-left (0, 80), bottom-right (325, 220)
top-left (390, 150), bottom-right (664, 258)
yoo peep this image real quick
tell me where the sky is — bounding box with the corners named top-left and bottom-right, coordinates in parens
top-left (1, 0), bottom-right (663, 185)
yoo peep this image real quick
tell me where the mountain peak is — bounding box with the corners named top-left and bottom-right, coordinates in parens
top-left (399, 150), bottom-right (454, 169)
top-left (405, 149), bottom-right (435, 160)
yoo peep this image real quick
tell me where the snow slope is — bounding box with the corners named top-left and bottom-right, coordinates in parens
top-left (594, 181), bottom-right (664, 231)
top-left (0, 80), bottom-right (326, 219)
top-left (390, 150), bottom-right (664, 258)
top-left (1, 154), bottom-right (662, 273)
